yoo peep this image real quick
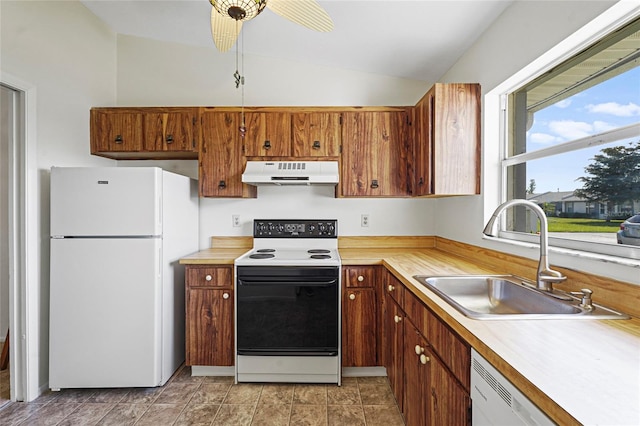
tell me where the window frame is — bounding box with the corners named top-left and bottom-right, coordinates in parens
top-left (483, 2), bottom-right (640, 267)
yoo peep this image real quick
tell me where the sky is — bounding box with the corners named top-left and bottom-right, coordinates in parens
top-left (525, 66), bottom-right (640, 193)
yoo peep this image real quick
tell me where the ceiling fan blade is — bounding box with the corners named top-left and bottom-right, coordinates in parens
top-left (266, 0), bottom-right (334, 32)
top-left (211, 7), bottom-right (242, 52)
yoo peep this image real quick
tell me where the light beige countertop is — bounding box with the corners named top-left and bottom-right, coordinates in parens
top-left (181, 239), bottom-right (640, 425)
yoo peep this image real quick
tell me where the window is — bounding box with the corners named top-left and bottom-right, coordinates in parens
top-left (502, 18), bottom-right (640, 259)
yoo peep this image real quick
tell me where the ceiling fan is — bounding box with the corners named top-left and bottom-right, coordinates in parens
top-left (209, 0), bottom-right (334, 52)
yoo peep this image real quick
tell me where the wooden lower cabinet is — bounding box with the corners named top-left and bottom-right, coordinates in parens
top-left (185, 265), bottom-right (234, 366)
top-left (382, 270), bottom-right (471, 425)
top-left (383, 286), bottom-right (405, 413)
top-left (342, 266), bottom-right (380, 367)
top-left (404, 318), bottom-right (430, 426)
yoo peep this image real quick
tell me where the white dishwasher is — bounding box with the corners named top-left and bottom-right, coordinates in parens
top-left (471, 349), bottom-right (555, 425)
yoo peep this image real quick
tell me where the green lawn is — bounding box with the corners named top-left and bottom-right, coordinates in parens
top-left (547, 217), bottom-right (623, 232)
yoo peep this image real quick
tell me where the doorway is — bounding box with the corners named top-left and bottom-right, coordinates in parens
top-left (1, 80), bottom-right (28, 403)
top-left (0, 84), bottom-right (12, 406)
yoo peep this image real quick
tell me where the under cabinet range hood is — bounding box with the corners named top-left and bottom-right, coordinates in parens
top-left (242, 161), bottom-right (339, 186)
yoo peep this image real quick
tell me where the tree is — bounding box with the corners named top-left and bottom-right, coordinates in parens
top-left (527, 179), bottom-right (536, 194)
top-left (574, 140), bottom-right (640, 219)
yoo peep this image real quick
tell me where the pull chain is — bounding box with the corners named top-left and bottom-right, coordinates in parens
top-left (234, 20), bottom-right (247, 138)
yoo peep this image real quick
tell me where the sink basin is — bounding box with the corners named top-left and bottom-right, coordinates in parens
top-left (412, 275), bottom-right (629, 320)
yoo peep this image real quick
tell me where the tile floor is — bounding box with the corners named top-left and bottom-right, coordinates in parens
top-left (0, 365), bottom-right (405, 425)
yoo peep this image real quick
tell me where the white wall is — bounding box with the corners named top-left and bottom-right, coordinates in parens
top-left (436, 0), bottom-right (639, 283)
top-left (1, 0), bottom-right (118, 399)
top-left (115, 35), bottom-right (438, 240)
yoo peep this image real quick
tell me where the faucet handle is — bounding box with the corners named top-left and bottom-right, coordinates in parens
top-left (577, 288), bottom-right (594, 310)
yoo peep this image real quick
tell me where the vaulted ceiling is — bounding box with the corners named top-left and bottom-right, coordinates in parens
top-left (80, 0), bottom-right (513, 82)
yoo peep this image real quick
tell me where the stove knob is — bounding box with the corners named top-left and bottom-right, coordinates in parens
top-left (319, 224), bottom-right (326, 232)
top-left (268, 224), bottom-right (275, 231)
top-left (277, 224), bottom-right (285, 232)
top-left (308, 225), bottom-right (315, 232)
top-left (328, 224), bottom-right (335, 233)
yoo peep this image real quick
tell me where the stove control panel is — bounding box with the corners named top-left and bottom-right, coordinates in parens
top-left (253, 219), bottom-right (337, 238)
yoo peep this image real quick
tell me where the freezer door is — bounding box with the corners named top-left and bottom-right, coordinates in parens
top-left (49, 238), bottom-right (163, 389)
top-left (50, 167), bottom-right (162, 237)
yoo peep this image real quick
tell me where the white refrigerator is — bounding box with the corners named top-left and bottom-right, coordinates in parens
top-left (49, 167), bottom-right (199, 390)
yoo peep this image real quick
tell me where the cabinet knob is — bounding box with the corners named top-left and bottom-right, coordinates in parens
top-left (312, 141), bottom-right (321, 149)
top-left (418, 177), bottom-right (424, 186)
top-left (415, 345), bottom-right (425, 355)
top-left (218, 180), bottom-right (226, 189)
top-left (223, 292), bottom-right (230, 300)
top-left (357, 275), bottom-right (364, 282)
top-left (370, 179), bottom-right (379, 189)
top-left (394, 315), bottom-right (402, 323)
top-left (420, 354), bottom-right (430, 365)
top-left (205, 275), bottom-right (212, 281)
top-left (349, 293), bottom-right (356, 300)
top-left (166, 134), bottom-right (174, 144)
top-left (388, 285), bottom-right (395, 292)
top-left (114, 135), bottom-right (123, 143)
top-left (263, 140), bottom-right (271, 150)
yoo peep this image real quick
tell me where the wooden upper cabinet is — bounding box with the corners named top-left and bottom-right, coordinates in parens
top-left (91, 110), bottom-right (143, 152)
top-left (414, 83), bottom-right (481, 196)
top-left (292, 112), bottom-right (341, 157)
top-left (90, 107), bottom-right (199, 159)
top-left (143, 110), bottom-right (198, 152)
top-left (243, 112), bottom-right (291, 157)
top-left (199, 110), bottom-right (256, 198)
top-left (341, 110), bottom-right (412, 197)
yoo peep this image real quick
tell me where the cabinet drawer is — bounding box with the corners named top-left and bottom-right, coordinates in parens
top-left (384, 272), bottom-right (405, 308)
top-left (343, 266), bottom-right (378, 288)
top-left (185, 266), bottom-right (233, 288)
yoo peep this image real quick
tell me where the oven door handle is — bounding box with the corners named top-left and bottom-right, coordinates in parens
top-left (237, 279), bottom-right (338, 287)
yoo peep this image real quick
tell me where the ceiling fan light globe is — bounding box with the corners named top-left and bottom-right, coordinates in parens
top-left (211, 0), bottom-right (267, 21)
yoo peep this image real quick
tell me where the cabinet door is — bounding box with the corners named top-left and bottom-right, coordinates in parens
top-left (292, 112), bottom-right (341, 156)
top-left (383, 293), bottom-right (405, 413)
top-left (342, 287), bottom-right (377, 367)
top-left (414, 83), bottom-right (481, 196)
top-left (144, 111), bottom-right (198, 152)
top-left (186, 288), bottom-right (234, 366)
top-left (432, 83), bottom-right (480, 195)
top-left (243, 112), bottom-right (291, 156)
top-left (413, 89), bottom-right (433, 196)
top-left (429, 354), bottom-right (470, 426)
top-left (200, 111), bottom-right (256, 198)
top-left (404, 320), bottom-right (430, 426)
top-left (341, 111), bottom-right (411, 197)
top-left (91, 110), bottom-right (143, 152)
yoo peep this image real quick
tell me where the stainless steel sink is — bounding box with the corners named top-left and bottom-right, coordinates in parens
top-left (412, 275), bottom-right (630, 320)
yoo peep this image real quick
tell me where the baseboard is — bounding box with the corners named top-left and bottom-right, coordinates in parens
top-left (190, 366), bottom-right (235, 376)
top-left (342, 366), bottom-right (387, 377)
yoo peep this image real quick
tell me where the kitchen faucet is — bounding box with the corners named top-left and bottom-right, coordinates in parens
top-left (483, 199), bottom-right (566, 292)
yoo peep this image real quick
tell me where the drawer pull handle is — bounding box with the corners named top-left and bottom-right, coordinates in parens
top-left (114, 135), bottom-right (123, 143)
top-left (263, 140), bottom-right (271, 150)
top-left (166, 134), bottom-right (174, 144)
top-left (312, 141), bottom-right (321, 149)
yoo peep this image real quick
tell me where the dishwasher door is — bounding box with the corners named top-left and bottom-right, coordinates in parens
top-left (471, 349), bottom-right (555, 425)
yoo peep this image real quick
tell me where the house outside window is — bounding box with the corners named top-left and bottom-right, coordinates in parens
top-left (502, 17), bottom-right (640, 258)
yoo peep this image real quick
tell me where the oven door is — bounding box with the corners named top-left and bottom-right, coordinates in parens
top-left (236, 266), bottom-right (339, 356)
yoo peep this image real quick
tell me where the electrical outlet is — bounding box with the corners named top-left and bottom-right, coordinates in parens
top-left (361, 214), bottom-right (370, 227)
top-left (232, 215), bottom-right (241, 227)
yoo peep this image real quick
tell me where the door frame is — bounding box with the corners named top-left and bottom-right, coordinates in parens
top-left (1, 71), bottom-right (38, 401)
